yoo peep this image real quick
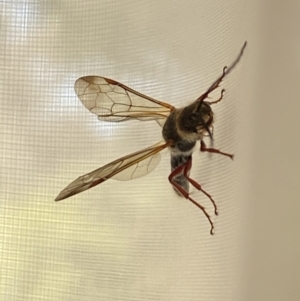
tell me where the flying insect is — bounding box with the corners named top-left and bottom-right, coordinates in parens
top-left (55, 42), bottom-right (247, 235)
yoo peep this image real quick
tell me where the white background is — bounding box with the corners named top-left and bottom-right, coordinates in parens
top-left (1, 1), bottom-right (299, 300)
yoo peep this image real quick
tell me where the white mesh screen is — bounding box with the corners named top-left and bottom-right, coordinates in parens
top-left (1, 1), bottom-right (299, 301)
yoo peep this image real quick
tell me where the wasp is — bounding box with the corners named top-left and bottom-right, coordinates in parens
top-left (55, 42), bottom-right (247, 235)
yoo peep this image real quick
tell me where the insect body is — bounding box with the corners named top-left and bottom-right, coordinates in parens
top-left (55, 42), bottom-right (247, 235)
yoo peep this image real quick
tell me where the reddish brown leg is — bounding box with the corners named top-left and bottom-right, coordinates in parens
top-left (168, 161), bottom-right (215, 235)
top-left (208, 89), bottom-right (225, 105)
top-left (200, 140), bottom-right (234, 160)
top-left (182, 157), bottom-right (218, 216)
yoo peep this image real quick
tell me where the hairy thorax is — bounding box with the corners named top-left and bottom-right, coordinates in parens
top-left (162, 101), bottom-right (214, 155)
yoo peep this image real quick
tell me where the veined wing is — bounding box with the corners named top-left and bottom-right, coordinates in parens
top-left (55, 141), bottom-right (170, 202)
top-left (74, 76), bottom-right (174, 124)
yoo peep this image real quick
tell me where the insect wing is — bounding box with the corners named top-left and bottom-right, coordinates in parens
top-left (55, 141), bottom-right (169, 202)
top-left (112, 152), bottom-right (161, 181)
top-left (74, 76), bottom-right (174, 123)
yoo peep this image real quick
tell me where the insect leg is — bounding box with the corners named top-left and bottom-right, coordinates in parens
top-left (168, 163), bottom-right (215, 235)
top-left (182, 156), bottom-right (218, 216)
top-left (208, 89), bottom-right (225, 105)
top-left (195, 41), bottom-right (247, 104)
top-left (170, 154), bottom-right (190, 194)
top-left (200, 140), bottom-right (234, 159)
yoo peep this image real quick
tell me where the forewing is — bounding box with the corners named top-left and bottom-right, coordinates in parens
top-left (55, 141), bottom-right (169, 202)
top-left (74, 76), bottom-right (174, 124)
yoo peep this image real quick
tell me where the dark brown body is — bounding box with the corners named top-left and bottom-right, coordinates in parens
top-left (162, 100), bottom-right (213, 193)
